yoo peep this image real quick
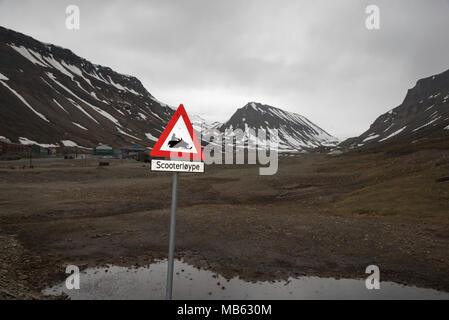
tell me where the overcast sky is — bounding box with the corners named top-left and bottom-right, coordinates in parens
top-left (1, 0), bottom-right (449, 138)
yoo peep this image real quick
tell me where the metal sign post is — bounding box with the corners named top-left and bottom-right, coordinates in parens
top-left (165, 171), bottom-right (178, 300)
top-left (150, 104), bottom-right (205, 300)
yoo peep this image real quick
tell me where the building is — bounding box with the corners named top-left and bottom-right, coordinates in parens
top-left (120, 145), bottom-right (145, 156)
top-left (93, 144), bottom-right (114, 156)
top-left (30, 144), bottom-right (51, 155)
top-left (0, 139), bottom-right (29, 155)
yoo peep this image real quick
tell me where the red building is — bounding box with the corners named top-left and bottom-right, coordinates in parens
top-left (0, 140), bottom-right (29, 154)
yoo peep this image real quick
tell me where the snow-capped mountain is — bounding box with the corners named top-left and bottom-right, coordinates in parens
top-left (165, 105), bottom-right (216, 132)
top-left (0, 26), bottom-right (337, 152)
top-left (341, 69), bottom-right (449, 149)
top-left (217, 102), bottom-right (338, 151)
top-left (0, 26), bottom-right (174, 148)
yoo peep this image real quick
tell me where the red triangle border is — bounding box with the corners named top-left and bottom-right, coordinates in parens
top-left (150, 104), bottom-right (204, 160)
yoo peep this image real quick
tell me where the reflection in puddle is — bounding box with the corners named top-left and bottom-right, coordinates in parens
top-left (43, 259), bottom-right (449, 300)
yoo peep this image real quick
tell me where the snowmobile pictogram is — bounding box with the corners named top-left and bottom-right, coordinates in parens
top-left (168, 134), bottom-right (192, 149)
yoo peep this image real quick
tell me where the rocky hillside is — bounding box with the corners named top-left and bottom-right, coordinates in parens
top-left (0, 26), bottom-right (174, 148)
top-left (0, 26), bottom-right (338, 152)
top-left (217, 102), bottom-right (338, 151)
top-left (341, 69), bottom-right (449, 149)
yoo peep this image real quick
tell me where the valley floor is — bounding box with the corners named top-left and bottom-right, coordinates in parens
top-left (0, 144), bottom-right (449, 299)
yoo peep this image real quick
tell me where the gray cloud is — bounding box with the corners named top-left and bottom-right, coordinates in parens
top-left (1, 0), bottom-right (449, 138)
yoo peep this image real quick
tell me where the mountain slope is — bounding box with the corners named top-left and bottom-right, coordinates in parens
top-left (0, 27), bottom-right (337, 152)
top-left (217, 102), bottom-right (338, 151)
top-left (341, 69), bottom-right (449, 149)
top-left (0, 26), bottom-right (174, 148)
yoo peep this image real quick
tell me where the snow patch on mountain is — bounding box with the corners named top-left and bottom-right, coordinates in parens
top-left (0, 80), bottom-right (49, 122)
top-left (66, 98), bottom-right (98, 124)
top-left (413, 117), bottom-right (441, 132)
top-left (19, 137), bottom-right (58, 147)
top-left (145, 132), bottom-right (159, 142)
top-left (362, 134), bottom-right (380, 142)
top-left (52, 99), bottom-right (68, 114)
top-left (116, 127), bottom-right (141, 140)
top-left (61, 61), bottom-right (93, 87)
top-left (43, 55), bottom-right (74, 79)
top-left (379, 126), bottom-right (407, 142)
top-left (72, 122), bottom-right (88, 131)
top-left (107, 76), bottom-right (141, 96)
top-left (61, 140), bottom-right (89, 149)
top-left (46, 72), bottom-right (122, 127)
top-left (138, 112), bottom-right (147, 120)
top-left (9, 44), bottom-right (48, 67)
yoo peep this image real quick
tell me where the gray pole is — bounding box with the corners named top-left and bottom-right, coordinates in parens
top-left (165, 171), bottom-right (178, 300)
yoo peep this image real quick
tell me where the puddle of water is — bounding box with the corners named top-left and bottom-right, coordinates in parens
top-left (43, 259), bottom-right (449, 300)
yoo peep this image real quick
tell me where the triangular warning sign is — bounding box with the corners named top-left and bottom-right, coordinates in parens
top-left (150, 104), bottom-right (204, 160)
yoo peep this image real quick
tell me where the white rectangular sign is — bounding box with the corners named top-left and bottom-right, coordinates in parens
top-left (151, 159), bottom-right (204, 173)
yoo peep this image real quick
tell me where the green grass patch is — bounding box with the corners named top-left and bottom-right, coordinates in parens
top-left (380, 210), bottom-right (398, 216)
top-left (353, 208), bottom-right (378, 215)
top-left (352, 208), bottom-right (398, 216)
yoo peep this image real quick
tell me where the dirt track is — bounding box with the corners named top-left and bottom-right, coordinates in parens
top-left (1, 150), bottom-right (449, 298)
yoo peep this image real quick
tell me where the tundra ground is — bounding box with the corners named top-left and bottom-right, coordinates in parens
top-left (1, 142), bottom-right (449, 299)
